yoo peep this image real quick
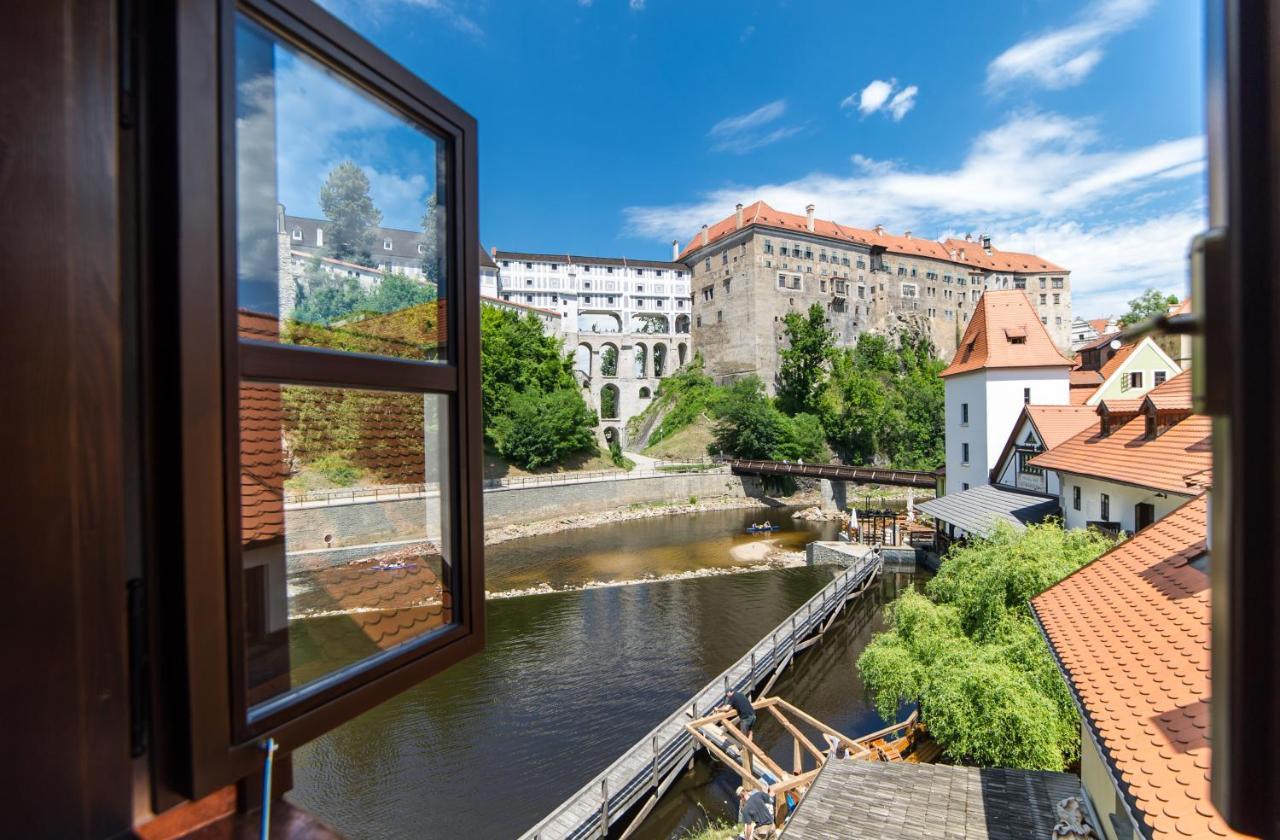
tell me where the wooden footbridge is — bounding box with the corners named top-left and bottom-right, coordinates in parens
top-left (727, 459), bottom-right (938, 489)
top-left (518, 550), bottom-right (883, 840)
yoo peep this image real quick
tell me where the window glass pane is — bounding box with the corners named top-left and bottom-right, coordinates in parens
top-left (239, 380), bottom-right (454, 714)
top-left (235, 15), bottom-right (448, 363)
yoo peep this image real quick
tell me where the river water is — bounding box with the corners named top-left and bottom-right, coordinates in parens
top-left (289, 506), bottom-right (920, 839)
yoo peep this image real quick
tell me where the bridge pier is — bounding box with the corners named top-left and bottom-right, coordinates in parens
top-left (820, 479), bottom-right (848, 512)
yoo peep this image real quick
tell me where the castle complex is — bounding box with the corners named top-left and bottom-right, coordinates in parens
top-left (678, 201), bottom-right (1071, 391)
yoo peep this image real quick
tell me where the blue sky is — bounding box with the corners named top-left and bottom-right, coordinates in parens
top-left (310, 0), bottom-right (1206, 317)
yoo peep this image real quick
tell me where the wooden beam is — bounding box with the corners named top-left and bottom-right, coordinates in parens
top-left (764, 705), bottom-right (825, 763)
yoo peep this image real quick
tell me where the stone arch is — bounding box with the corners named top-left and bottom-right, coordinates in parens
top-left (639, 386), bottom-right (651, 399)
top-left (579, 311), bottom-right (622, 333)
top-left (675, 313), bottom-right (690, 334)
top-left (653, 343), bottom-right (668, 377)
top-left (600, 343), bottom-right (619, 378)
top-left (600, 385), bottom-right (620, 420)
top-left (677, 342), bottom-right (688, 367)
top-left (633, 342), bottom-right (648, 378)
top-left (574, 343), bottom-right (593, 378)
top-left (631, 313), bottom-right (670, 334)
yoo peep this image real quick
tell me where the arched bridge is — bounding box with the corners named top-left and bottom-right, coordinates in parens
top-left (728, 459), bottom-right (938, 489)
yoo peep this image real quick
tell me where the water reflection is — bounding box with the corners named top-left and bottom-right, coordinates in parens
top-left (290, 512), bottom-right (918, 840)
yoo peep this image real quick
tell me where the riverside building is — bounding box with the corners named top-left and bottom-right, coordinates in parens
top-left (678, 201), bottom-right (1071, 390)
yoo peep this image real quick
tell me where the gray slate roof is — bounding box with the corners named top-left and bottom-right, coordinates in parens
top-left (917, 483), bottom-right (1059, 537)
top-left (781, 760), bottom-right (1080, 840)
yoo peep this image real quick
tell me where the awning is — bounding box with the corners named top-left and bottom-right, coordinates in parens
top-left (917, 484), bottom-right (1059, 538)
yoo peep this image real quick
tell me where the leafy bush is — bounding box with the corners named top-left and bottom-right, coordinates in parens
top-left (857, 520), bottom-right (1118, 770)
top-left (311, 453), bottom-right (361, 487)
top-left (489, 388), bottom-right (599, 470)
top-left (707, 377), bottom-right (826, 462)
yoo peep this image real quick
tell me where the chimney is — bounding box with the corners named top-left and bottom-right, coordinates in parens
top-left (491, 245), bottom-right (498, 261)
top-left (873, 224), bottom-right (884, 236)
top-left (964, 232), bottom-right (972, 242)
top-left (904, 230), bottom-right (912, 240)
top-left (671, 240), bottom-right (680, 261)
top-left (700, 224), bottom-right (709, 247)
top-left (735, 203), bottom-right (744, 229)
top-left (805, 204), bottom-right (815, 232)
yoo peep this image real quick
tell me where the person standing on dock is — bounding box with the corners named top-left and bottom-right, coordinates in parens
top-left (720, 689), bottom-right (757, 740)
top-left (736, 786), bottom-right (775, 839)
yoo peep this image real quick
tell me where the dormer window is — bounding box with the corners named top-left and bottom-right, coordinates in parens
top-left (383, 237), bottom-right (393, 250)
top-left (1145, 413), bottom-right (1157, 440)
top-left (291, 226), bottom-right (302, 241)
top-left (417, 243), bottom-right (426, 255)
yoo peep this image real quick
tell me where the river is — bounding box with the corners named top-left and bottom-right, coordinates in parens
top-left (289, 505), bottom-right (921, 839)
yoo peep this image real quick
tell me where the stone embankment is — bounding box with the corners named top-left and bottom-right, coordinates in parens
top-left (484, 489), bottom-right (822, 546)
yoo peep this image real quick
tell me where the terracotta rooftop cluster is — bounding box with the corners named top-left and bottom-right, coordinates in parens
top-left (679, 200), bottom-right (1066, 274)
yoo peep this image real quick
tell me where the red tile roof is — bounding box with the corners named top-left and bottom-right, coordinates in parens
top-left (677, 201), bottom-right (1066, 274)
top-left (1098, 342), bottom-right (1137, 380)
top-left (1144, 368), bottom-right (1194, 412)
top-left (1029, 410), bottom-right (1211, 494)
top-left (1025, 405), bottom-right (1099, 450)
top-left (1079, 330), bottom-right (1123, 353)
top-left (940, 291), bottom-right (1074, 377)
top-left (1032, 496), bottom-right (1247, 839)
top-left (1088, 318), bottom-right (1113, 334)
top-left (1070, 369), bottom-right (1105, 387)
top-left (238, 310), bottom-right (286, 546)
top-left (1069, 387), bottom-right (1093, 406)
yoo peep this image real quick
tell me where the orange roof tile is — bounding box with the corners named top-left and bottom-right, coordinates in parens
top-left (677, 202), bottom-right (1067, 274)
top-left (940, 291), bottom-right (1074, 377)
top-left (1098, 397), bottom-right (1144, 414)
top-left (238, 310), bottom-right (286, 546)
top-left (1069, 387), bottom-right (1093, 406)
top-left (1098, 342), bottom-right (1137, 379)
top-left (1144, 368), bottom-right (1194, 412)
top-left (1024, 405), bottom-right (1098, 450)
top-left (1170, 297), bottom-right (1192, 316)
top-left (1088, 318), bottom-right (1113, 334)
top-left (1031, 496), bottom-right (1249, 839)
top-left (1070, 369), bottom-right (1104, 386)
top-left (1029, 412), bottom-right (1211, 494)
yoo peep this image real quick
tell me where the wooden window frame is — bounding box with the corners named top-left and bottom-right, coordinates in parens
top-left (167, 0), bottom-right (483, 796)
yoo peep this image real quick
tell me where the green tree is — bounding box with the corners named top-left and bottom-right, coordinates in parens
top-left (1117, 289), bottom-right (1180, 327)
top-left (320, 160), bottom-right (382, 266)
top-left (857, 521), bottom-right (1118, 770)
top-left (627, 354), bottom-right (718, 447)
top-left (292, 260), bottom-right (370, 325)
top-left (708, 377), bottom-right (823, 461)
top-left (777, 303), bottom-right (835, 415)
top-left (488, 388), bottom-right (598, 470)
top-left (366, 272), bottom-right (437, 314)
top-left (480, 306), bottom-right (598, 469)
top-left (600, 345), bottom-right (619, 377)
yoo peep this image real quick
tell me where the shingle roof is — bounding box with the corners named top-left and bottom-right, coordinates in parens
top-left (1031, 496), bottom-right (1246, 839)
top-left (479, 245), bottom-right (498, 270)
top-left (940, 290), bottom-right (1074, 377)
top-left (917, 484), bottom-right (1059, 537)
top-left (1028, 411), bottom-right (1211, 495)
top-left (286, 214), bottom-right (429, 262)
top-left (781, 760), bottom-right (1080, 840)
top-left (1079, 330), bottom-right (1123, 352)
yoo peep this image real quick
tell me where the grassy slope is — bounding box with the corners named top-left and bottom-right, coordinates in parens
top-left (642, 417), bottom-right (715, 460)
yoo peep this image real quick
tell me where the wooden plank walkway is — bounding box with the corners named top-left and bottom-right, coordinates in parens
top-left (519, 551), bottom-right (884, 840)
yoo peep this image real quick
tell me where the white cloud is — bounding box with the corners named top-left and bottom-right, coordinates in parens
top-left (842, 78), bottom-right (918, 121)
top-left (708, 100), bottom-right (801, 153)
top-left (578, 0), bottom-right (592, 5)
top-left (986, 211), bottom-right (1202, 316)
top-left (886, 85), bottom-right (918, 121)
top-left (629, 0), bottom-right (645, 9)
top-left (626, 110), bottom-right (1206, 313)
top-left (987, 0), bottom-right (1154, 91)
top-left (323, 0), bottom-right (484, 37)
top-left (740, 25), bottom-right (755, 43)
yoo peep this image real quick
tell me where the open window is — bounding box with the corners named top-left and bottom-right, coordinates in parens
top-left (162, 0), bottom-right (482, 796)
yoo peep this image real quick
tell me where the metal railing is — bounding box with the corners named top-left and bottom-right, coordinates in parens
top-left (520, 550), bottom-right (882, 840)
top-left (283, 459), bottom-right (728, 507)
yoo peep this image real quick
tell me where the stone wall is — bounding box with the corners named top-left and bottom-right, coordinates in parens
top-left (284, 471), bottom-right (764, 555)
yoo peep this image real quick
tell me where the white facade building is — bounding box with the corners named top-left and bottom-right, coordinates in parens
top-left (940, 291), bottom-right (1073, 496)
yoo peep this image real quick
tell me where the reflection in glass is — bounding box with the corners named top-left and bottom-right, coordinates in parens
top-left (239, 375), bottom-right (453, 712)
top-left (235, 15), bottom-right (448, 363)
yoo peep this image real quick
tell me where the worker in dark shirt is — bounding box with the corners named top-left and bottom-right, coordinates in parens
top-left (719, 688), bottom-right (757, 739)
top-left (736, 786), bottom-right (775, 839)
